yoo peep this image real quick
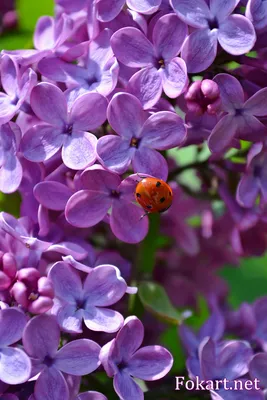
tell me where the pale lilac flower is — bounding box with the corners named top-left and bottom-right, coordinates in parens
top-left (0, 308), bottom-right (31, 384)
top-left (111, 14), bottom-right (188, 108)
top-left (49, 261), bottom-right (129, 333)
top-left (21, 82), bottom-right (107, 170)
top-left (100, 316), bottom-right (173, 400)
top-left (208, 74), bottom-right (267, 153)
top-left (246, 0), bottom-right (267, 30)
top-left (22, 314), bottom-right (101, 400)
top-left (97, 93), bottom-right (186, 178)
top-left (171, 0), bottom-right (256, 72)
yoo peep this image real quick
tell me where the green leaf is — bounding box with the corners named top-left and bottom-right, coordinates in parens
top-left (0, 192), bottom-right (21, 218)
top-left (17, 0), bottom-right (55, 31)
top-left (161, 326), bottom-right (186, 373)
top-left (186, 296), bottom-right (209, 330)
top-left (139, 281), bottom-right (184, 325)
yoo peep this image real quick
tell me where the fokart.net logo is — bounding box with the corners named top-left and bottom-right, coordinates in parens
top-left (175, 376), bottom-right (261, 392)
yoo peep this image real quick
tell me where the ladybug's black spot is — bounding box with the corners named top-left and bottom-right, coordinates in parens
top-left (136, 193), bottom-right (141, 198)
top-left (146, 205), bottom-right (152, 209)
top-left (160, 197), bottom-right (165, 203)
top-left (156, 181), bottom-right (161, 187)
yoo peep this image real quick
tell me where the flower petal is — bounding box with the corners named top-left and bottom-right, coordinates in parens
top-left (208, 115), bottom-right (237, 153)
top-left (54, 303), bottom-right (83, 333)
top-left (170, 0), bottom-right (210, 28)
top-left (132, 147), bottom-right (168, 180)
top-left (62, 131), bottom-right (97, 170)
top-left (153, 13), bottom-right (188, 59)
top-left (127, 0), bottom-right (161, 14)
top-left (76, 393), bottom-right (107, 400)
top-left (0, 94), bottom-right (17, 124)
top-left (65, 190), bottom-right (111, 228)
top-left (210, 0), bottom-right (240, 22)
top-left (96, 135), bottom-right (133, 174)
top-left (127, 67), bottom-right (162, 110)
top-left (34, 16), bottom-right (55, 50)
top-left (111, 27), bottom-right (155, 67)
top-left (34, 367), bottom-right (69, 400)
top-left (219, 340), bottom-right (253, 380)
top-left (236, 174), bottom-right (259, 208)
top-left (84, 306), bottom-right (124, 333)
top-left (107, 92), bottom-right (146, 138)
top-left (54, 339), bottom-right (101, 375)
top-left (1, 55), bottom-right (18, 97)
top-left (249, 353), bottom-right (267, 388)
top-left (213, 73), bottom-right (244, 111)
top-left (0, 308), bottom-right (27, 347)
top-left (218, 15), bottom-right (256, 55)
top-left (110, 201), bottom-right (149, 244)
top-left (23, 314), bottom-right (60, 359)
top-left (80, 165), bottom-right (121, 191)
top-left (127, 346), bottom-right (173, 380)
top-left (246, 0), bottom-right (267, 30)
top-left (0, 153), bottom-right (22, 194)
top-left (115, 317), bottom-right (144, 360)
top-left (70, 93), bottom-right (108, 131)
top-left (48, 261), bottom-right (82, 303)
top-left (244, 88), bottom-right (267, 116)
top-left (21, 124), bottom-right (64, 162)
top-left (97, 0), bottom-right (125, 22)
top-left (162, 57), bottom-right (188, 98)
top-left (141, 111), bottom-right (186, 149)
top-left (181, 28), bottom-right (218, 73)
top-left (83, 265), bottom-right (127, 306)
top-left (34, 181), bottom-right (73, 211)
top-left (113, 370), bottom-right (144, 400)
top-left (0, 347), bottom-right (31, 385)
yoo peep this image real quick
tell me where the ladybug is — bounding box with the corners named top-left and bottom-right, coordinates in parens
top-left (135, 177), bottom-right (173, 215)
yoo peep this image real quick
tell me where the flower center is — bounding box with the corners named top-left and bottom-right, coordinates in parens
top-left (235, 108), bottom-right (243, 116)
top-left (253, 164), bottom-right (262, 178)
top-left (65, 124), bottom-right (73, 135)
top-left (28, 291), bottom-right (39, 301)
top-left (208, 17), bottom-right (219, 30)
top-left (111, 190), bottom-right (121, 199)
top-left (130, 137), bottom-right (140, 148)
top-left (43, 355), bottom-right (54, 367)
top-left (158, 59), bottom-right (165, 68)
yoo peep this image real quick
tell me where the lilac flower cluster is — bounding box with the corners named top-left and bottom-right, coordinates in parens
top-left (1, 0), bottom-right (267, 398)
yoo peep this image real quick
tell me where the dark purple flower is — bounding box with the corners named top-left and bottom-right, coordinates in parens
top-left (250, 352), bottom-right (267, 389)
top-left (0, 308), bottom-right (31, 384)
top-left (171, 0), bottom-right (256, 72)
top-left (208, 74), bottom-right (267, 153)
top-left (100, 316), bottom-right (173, 400)
top-left (22, 314), bottom-right (101, 400)
top-left (111, 14), bottom-right (188, 108)
top-left (21, 83), bottom-right (107, 170)
top-left (65, 166), bottom-right (149, 243)
top-left (49, 261), bottom-right (130, 333)
top-left (97, 93), bottom-right (186, 179)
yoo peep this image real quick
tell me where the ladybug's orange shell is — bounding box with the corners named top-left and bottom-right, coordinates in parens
top-left (135, 178), bottom-right (173, 213)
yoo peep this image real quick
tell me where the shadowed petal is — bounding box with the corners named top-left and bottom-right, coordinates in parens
top-left (219, 340), bottom-right (253, 380)
top-left (55, 339), bottom-right (101, 375)
top-left (213, 74), bottom-right (244, 111)
top-left (208, 115), bottom-right (237, 153)
top-left (48, 262), bottom-right (82, 303)
top-left (23, 314), bottom-right (60, 358)
top-left (65, 190), bottom-right (111, 228)
top-left (84, 306), bottom-right (124, 333)
top-left (97, 0), bottom-right (125, 22)
top-left (34, 367), bottom-right (69, 400)
top-left (249, 353), bottom-right (267, 387)
top-left (210, 0), bottom-right (240, 22)
top-left (244, 88), bottom-right (267, 116)
top-left (132, 147), bottom-right (168, 180)
top-left (170, 0), bottom-right (210, 28)
top-left (246, 0), bottom-right (267, 30)
top-left (0, 347), bottom-right (31, 385)
top-left (218, 15), bottom-right (256, 55)
top-left (236, 175), bottom-right (259, 208)
top-left (96, 135), bottom-right (133, 174)
top-left (0, 308), bottom-right (27, 347)
top-left (70, 93), bottom-right (108, 131)
top-left (76, 393), bottom-right (107, 400)
top-left (111, 27), bottom-right (155, 67)
top-left (0, 95), bottom-right (17, 124)
top-left (83, 265), bottom-right (127, 306)
top-left (30, 83), bottom-right (67, 126)
top-left (62, 131), bottom-right (97, 170)
top-left (181, 28), bottom-right (218, 73)
top-left (114, 370), bottom-right (144, 400)
top-left (162, 57), bottom-right (188, 98)
top-left (34, 181), bottom-right (73, 211)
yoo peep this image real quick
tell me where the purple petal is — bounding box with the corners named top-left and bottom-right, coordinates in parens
top-left (127, 67), bottom-right (162, 110)
top-left (199, 337), bottom-right (218, 380)
top-left (181, 28), bottom-right (218, 73)
top-left (84, 306), bottom-right (124, 333)
top-left (83, 265), bottom-right (127, 306)
top-left (107, 92), bottom-right (146, 138)
top-left (21, 124), bottom-right (64, 162)
top-left (65, 190), bottom-right (111, 228)
top-left (48, 262), bottom-right (82, 303)
top-left (23, 314), bottom-right (60, 359)
top-left (115, 317), bottom-right (144, 360)
top-left (113, 370), bottom-right (144, 400)
top-left (132, 147), bottom-right (168, 180)
top-left (47, 241), bottom-right (88, 260)
top-left (210, 0), bottom-right (240, 22)
top-left (249, 353), bottom-right (267, 387)
top-left (1, 55), bottom-right (18, 97)
top-left (127, 346), bottom-right (173, 380)
top-left (30, 83), bottom-right (67, 127)
top-left (54, 339), bottom-right (101, 375)
top-left (34, 16), bottom-right (54, 50)
top-left (213, 73), bottom-right (244, 111)
top-left (208, 115), bottom-right (237, 153)
top-left (236, 175), bottom-right (259, 208)
top-left (153, 13), bottom-right (188, 59)
top-left (0, 347), bottom-right (31, 384)
top-left (111, 27), bottom-right (155, 67)
top-left (0, 94), bottom-right (17, 124)
top-left (170, 0), bottom-right (210, 28)
top-left (70, 93), bottom-right (108, 131)
top-left (219, 340), bottom-right (253, 380)
top-left (96, 135), bottom-right (133, 174)
top-left (244, 88), bottom-right (267, 116)
top-left (0, 308), bottom-right (27, 347)
top-left (141, 111), bottom-right (186, 149)
top-left (179, 324), bottom-right (199, 354)
top-left (76, 393), bottom-right (107, 400)
top-left (127, 0), bottom-right (161, 14)
top-left (34, 367), bottom-right (69, 400)
top-left (54, 303), bottom-right (83, 333)
top-left (246, 0), bottom-right (267, 30)
top-left (162, 57), bottom-right (188, 98)
top-left (34, 181), bottom-right (73, 211)
top-left (62, 131), bottom-right (97, 170)
top-left (97, 0), bottom-right (125, 22)
top-left (0, 154), bottom-right (22, 194)
top-left (80, 165), bottom-right (121, 192)
top-left (110, 201), bottom-right (149, 243)
top-left (218, 15), bottom-right (256, 55)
